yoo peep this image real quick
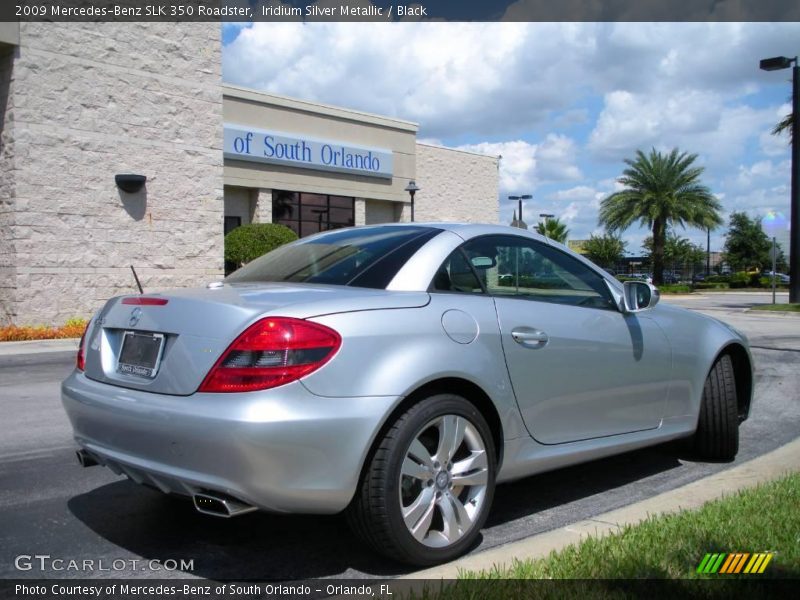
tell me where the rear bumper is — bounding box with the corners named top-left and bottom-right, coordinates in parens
top-left (61, 371), bottom-right (399, 514)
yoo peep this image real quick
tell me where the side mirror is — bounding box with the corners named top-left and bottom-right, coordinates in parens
top-left (621, 281), bottom-right (660, 313)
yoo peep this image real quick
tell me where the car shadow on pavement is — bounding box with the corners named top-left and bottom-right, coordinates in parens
top-left (485, 443), bottom-right (684, 529)
top-left (67, 483), bottom-right (404, 580)
top-left (66, 441), bottom-right (688, 581)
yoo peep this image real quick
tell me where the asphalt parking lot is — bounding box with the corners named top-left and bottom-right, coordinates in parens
top-left (1, 292), bottom-right (798, 581)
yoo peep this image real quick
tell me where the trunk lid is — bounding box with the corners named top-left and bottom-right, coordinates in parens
top-left (83, 283), bottom-right (429, 395)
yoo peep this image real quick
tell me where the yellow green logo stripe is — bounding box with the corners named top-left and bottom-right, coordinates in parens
top-left (697, 552), bottom-right (773, 574)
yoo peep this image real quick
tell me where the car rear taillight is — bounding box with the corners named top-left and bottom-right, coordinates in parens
top-left (198, 317), bottom-right (341, 393)
top-left (76, 322), bottom-right (90, 371)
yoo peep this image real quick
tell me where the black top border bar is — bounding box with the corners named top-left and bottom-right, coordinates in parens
top-left (3, 0), bottom-right (800, 23)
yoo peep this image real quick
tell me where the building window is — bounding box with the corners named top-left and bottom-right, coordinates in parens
top-left (223, 216), bottom-right (242, 276)
top-left (272, 190), bottom-right (355, 238)
top-left (224, 215), bottom-right (242, 236)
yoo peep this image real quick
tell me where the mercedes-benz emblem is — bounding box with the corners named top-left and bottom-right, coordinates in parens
top-left (129, 307), bottom-right (143, 327)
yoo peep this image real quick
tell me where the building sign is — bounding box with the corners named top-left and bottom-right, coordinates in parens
top-left (224, 124), bottom-right (393, 179)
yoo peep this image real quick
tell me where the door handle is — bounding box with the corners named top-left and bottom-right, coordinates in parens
top-left (511, 327), bottom-right (549, 348)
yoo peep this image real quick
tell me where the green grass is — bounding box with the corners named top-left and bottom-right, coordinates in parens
top-left (399, 474), bottom-right (799, 600)
top-left (750, 304), bottom-right (800, 312)
top-left (657, 284), bottom-right (692, 294)
top-left (461, 473), bottom-right (799, 580)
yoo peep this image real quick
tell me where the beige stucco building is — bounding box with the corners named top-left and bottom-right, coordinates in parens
top-left (1, 23), bottom-right (499, 326)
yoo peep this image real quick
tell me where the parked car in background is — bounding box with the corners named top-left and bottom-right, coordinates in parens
top-left (62, 224), bottom-right (753, 566)
top-left (661, 271), bottom-right (680, 284)
top-left (693, 273), bottom-right (706, 283)
top-left (764, 271), bottom-right (790, 284)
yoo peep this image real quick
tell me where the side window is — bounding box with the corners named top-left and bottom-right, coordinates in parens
top-left (461, 235), bottom-right (615, 310)
top-left (430, 248), bottom-right (484, 293)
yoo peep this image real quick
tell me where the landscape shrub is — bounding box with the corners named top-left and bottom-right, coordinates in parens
top-left (0, 318), bottom-right (88, 341)
top-left (693, 282), bottom-right (729, 290)
top-left (705, 275), bottom-right (730, 284)
top-left (656, 284), bottom-right (691, 294)
top-left (728, 272), bottom-right (751, 288)
top-left (224, 223), bottom-right (298, 267)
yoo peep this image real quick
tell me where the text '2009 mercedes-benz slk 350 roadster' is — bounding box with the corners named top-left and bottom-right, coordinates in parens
top-left (63, 223), bottom-right (753, 565)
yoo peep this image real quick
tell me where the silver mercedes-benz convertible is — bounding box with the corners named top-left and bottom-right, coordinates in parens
top-left (62, 223), bottom-right (753, 565)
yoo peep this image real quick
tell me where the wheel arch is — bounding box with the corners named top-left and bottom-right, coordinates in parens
top-left (715, 342), bottom-right (753, 422)
top-left (355, 377), bottom-right (504, 492)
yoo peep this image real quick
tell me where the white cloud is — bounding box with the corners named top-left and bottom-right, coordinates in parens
top-left (721, 158), bottom-right (791, 224)
top-left (735, 159), bottom-right (790, 188)
top-left (587, 90), bottom-right (780, 165)
top-left (760, 103), bottom-right (793, 157)
top-left (535, 135), bottom-right (582, 181)
top-left (589, 90), bottom-right (721, 154)
top-left (224, 21), bottom-right (543, 138)
top-left (456, 134), bottom-right (581, 196)
top-left (456, 140), bottom-right (536, 192)
top-left (551, 185), bottom-right (598, 202)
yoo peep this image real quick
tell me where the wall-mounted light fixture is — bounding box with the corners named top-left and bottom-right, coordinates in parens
top-left (115, 174), bottom-right (147, 194)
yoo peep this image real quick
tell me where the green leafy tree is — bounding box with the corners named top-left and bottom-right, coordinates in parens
top-left (224, 223), bottom-right (298, 268)
top-left (534, 217), bottom-right (569, 244)
top-left (723, 212), bottom-right (787, 272)
top-left (582, 232), bottom-right (627, 269)
top-left (686, 244), bottom-right (707, 274)
top-left (599, 148), bottom-right (722, 285)
top-left (643, 232), bottom-right (706, 275)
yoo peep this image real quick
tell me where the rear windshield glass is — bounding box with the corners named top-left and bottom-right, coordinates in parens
top-left (225, 226), bottom-right (442, 288)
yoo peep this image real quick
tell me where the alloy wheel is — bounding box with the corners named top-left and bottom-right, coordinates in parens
top-left (399, 414), bottom-right (489, 548)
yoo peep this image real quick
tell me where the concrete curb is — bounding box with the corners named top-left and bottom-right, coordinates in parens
top-left (745, 309), bottom-right (800, 317)
top-left (0, 338), bottom-right (80, 356)
top-left (404, 437), bottom-right (800, 579)
top-left (702, 291), bottom-right (790, 296)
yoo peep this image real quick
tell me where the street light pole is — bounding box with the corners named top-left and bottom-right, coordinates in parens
top-left (760, 55), bottom-right (799, 302)
top-left (706, 227), bottom-right (711, 276)
top-left (404, 180), bottom-right (420, 222)
top-left (508, 194), bottom-right (532, 229)
top-left (793, 61), bottom-right (800, 302)
top-left (772, 236), bottom-right (777, 305)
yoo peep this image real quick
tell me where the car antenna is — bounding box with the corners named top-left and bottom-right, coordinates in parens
top-left (130, 265), bottom-right (144, 294)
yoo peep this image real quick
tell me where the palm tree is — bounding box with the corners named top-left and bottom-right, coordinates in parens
top-left (772, 111), bottom-right (793, 142)
top-left (534, 217), bottom-right (569, 244)
top-left (599, 148), bottom-right (722, 285)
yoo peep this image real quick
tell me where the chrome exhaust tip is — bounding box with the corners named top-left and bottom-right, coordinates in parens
top-left (76, 449), bottom-right (99, 468)
top-left (193, 492), bottom-right (257, 518)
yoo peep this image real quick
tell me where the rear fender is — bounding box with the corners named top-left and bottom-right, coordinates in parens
top-left (303, 295), bottom-right (528, 440)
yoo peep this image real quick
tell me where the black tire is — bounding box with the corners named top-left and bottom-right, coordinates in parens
top-left (693, 354), bottom-right (739, 460)
top-left (346, 394), bottom-right (496, 566)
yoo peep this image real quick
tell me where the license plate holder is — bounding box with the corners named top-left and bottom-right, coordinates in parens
top-left (117, 331), bottom-right (166, 379)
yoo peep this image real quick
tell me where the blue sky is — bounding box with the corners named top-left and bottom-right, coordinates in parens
top-left (222, 18), bottom-right (798, 255)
